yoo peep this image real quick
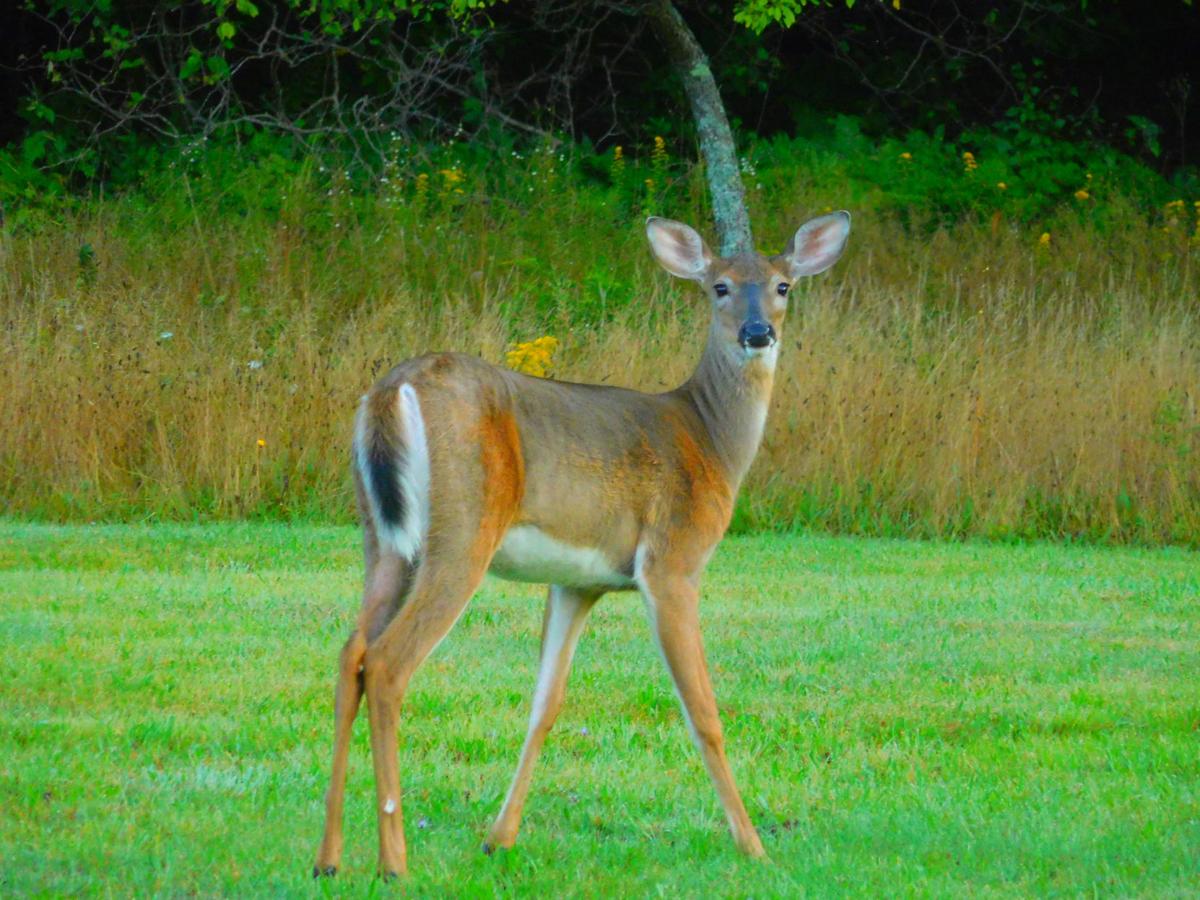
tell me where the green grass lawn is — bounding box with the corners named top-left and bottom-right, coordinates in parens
top-left (1, 522), bottom-right (1197, 896)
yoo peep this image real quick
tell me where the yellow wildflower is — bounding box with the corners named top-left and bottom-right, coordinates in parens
top-left (997, 182), bottom-right (1007, 191)
top-left (899, 151), bottom-right (912, 161)
top-left (256, 438), bottom-right (266, 448)
top-left (506, 335), bottom-right (559, 378)
top-left (962, 151), bottom-right (978, 172)
top-left (1038, 232), bottom-right (1051, 246)
top-left (651, 136), bottom-right (668, 170)
top-left (892, 0), bottom-right (900, 8)
top-left (437, 168), bottom-right (465, 197)
top-left (1074, 189), bottom-right (1090, 201)
top-left (650, 136), bottom-right (669, 186)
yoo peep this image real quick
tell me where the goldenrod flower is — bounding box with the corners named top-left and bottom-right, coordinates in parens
top-left (506, 335), bottom-right (559, 378)
top-left (962, 151), bottom-right (978, 172)
top-left (651, 136), bottom-right (668, 181)
top-left (256, 438), bottom-right (266, 448)
top-left (437, 168), bottom-right (465, 198)
top-left (1038, 232), bottom-right (1051, 246)
top-left (1074, 189), bottom-right (1090, 201)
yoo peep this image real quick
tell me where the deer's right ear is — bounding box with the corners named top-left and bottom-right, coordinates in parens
top-left (646, 217), bottom-right (712, 282)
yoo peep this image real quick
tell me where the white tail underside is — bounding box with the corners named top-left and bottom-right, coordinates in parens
top-left (355, 383), bottom-right (431, 561)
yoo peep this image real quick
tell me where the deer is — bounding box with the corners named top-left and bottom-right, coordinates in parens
top-left (313, 210), bottom-right (851, 877)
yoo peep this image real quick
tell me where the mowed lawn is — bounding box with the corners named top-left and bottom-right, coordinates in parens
top-left (1, 523), bottom-right (1197, 897)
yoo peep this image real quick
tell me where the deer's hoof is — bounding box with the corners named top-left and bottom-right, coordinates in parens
top-left (312, 865), bottom-right (337, 878)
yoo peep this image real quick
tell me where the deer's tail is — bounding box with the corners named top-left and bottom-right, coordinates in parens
top-left (353, 383), bottom-right (430, 560)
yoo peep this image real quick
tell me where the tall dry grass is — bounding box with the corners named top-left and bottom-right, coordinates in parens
top-left (1, 161), bottom-right (1197, 543)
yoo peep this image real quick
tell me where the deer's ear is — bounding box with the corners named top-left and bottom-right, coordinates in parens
top-left (785, 211), bottom-right (851, 277)
top-left (646, 217), bottom-right (713, 281)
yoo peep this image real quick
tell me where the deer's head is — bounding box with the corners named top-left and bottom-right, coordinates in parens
top-left (646, 212), bottom-right (851, 363)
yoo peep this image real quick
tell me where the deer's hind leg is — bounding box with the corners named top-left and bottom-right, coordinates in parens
top-left (364, 417), bottom-right (523, 874)
top-left (363, 530), bottom-right (501, 877)
top-left (315, 510), bottom-right (414, 877)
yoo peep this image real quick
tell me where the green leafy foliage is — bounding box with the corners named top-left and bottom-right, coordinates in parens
top-left (737, 112), bottom-right (1182, 230)
top-left (733, 0), bottom-right (834, 33)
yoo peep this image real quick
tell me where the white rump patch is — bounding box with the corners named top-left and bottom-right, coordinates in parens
top-left (490, 526), bottom-right (633, 589)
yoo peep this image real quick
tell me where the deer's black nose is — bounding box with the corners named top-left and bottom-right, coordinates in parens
top-left (738, 320), bottom-right (775, 349)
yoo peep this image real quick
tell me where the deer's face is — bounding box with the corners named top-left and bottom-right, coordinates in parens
top-left (646, 212), bottom-right (851, 365)
top-left (705, 254), bottom-right (792, 357)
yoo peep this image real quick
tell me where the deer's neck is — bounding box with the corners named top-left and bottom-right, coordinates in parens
top-left (676, 325), bottom-right (777, 488)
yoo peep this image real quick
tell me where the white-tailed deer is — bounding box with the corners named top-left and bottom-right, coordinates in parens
top-left (314, 211), bottom-right (851, 877)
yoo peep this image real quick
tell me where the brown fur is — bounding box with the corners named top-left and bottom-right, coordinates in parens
top-left (474, 407), bottom-right (525, 567)
top-left (672, 419), bottom-right (734, 543)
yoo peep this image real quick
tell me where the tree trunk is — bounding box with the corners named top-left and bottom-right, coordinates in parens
top-left (646, 0), bottom-right (753, 256)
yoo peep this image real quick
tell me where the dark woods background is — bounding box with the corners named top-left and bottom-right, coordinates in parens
top-left (2, 0), bottom-right (1198, 177)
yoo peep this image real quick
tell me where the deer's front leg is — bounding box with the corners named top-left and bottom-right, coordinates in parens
top-left (638, 568), bottom-right (765, 858)
top-left (486, 585), bottom-right (599, 851)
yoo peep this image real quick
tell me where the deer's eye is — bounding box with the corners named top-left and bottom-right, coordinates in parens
top-left (777, 282), bottom-right (790, 296)
top-left (714, 283), bottom-right (730, 298)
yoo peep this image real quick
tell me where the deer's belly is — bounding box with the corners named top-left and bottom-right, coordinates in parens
top-left (489, 525), bottom-right (634, 589)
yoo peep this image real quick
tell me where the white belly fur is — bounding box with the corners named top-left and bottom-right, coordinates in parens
top-left (489, 525), bottom-right (633, 589)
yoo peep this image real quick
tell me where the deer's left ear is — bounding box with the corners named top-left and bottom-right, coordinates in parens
top-left (785, 211), bottom-right (851, 278)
